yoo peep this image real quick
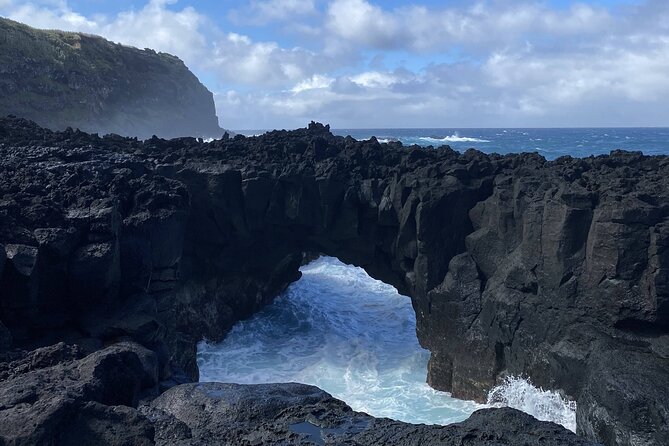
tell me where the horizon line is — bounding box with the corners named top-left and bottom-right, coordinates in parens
top-left (233, 125), bottom-right (669, 132)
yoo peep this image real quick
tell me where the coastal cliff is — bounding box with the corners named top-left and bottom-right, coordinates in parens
top-left (0, 18), bottom-right (222, 139)
top-left (0, 118), bottom-right (666, 445)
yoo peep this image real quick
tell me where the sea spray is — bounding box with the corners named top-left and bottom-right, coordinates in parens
top-left (198, 256), bottom-right (482, 425)
top-left (487, 376), bottom-right (577, 432)
top-left (198, 256), bottom-right (578, 430)
top-left (419, 134), bottom-right (491, 143)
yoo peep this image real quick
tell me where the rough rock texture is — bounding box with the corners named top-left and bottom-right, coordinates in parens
top-left (0, 342), bottom-right (157, 445)
top-left (142, 382), bottom-right (599, 445)
top-left (0, 18), bottom-right (223, 139)
top-left (0, 350), bottom-right (597, 446)
top-left (0, 117), bottom-right (667, 445)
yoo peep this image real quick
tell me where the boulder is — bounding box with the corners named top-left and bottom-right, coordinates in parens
top-left (0, 342), bottom-right (156, 445)
top-left (143, 382), bottom-right (600, 446)
top-left (0, 116), bottom-right (666, 445)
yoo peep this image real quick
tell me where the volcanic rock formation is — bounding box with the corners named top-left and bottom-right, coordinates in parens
top-left (0, 117), bottom-right (667, 445)
top-left (0, 18), bottom-right (223, 139)
top-left (0, 341), bottom-right (597, 445)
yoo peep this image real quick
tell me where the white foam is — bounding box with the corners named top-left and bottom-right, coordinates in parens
top-left (197, 256), bottom-right (482, 425)
top-left (419, 133), bottom-right (491, 144)
top-left (197, 257), bottom-right (578, 431)
top-left (487, 376), bottom-right (577, 432)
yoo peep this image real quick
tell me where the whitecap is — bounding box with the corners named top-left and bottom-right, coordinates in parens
top-left (197, 257), bottom-right (578, 432)
top-left (197, 257), bottom-right (482, 426)
top-left (487, 376), bottom-right (577, 432)
top-left (419, 133), bottom-right (491, 144)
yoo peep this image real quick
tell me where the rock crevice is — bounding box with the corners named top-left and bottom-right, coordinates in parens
top-left (0, 118), bottom-right (667, 445)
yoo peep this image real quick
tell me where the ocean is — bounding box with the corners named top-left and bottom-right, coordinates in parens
top-left (239, 127), bottom-right (669, 160)
top-left (198, 127), bottom-right (660, 431)
top-left (197, 257), bottom-right (577, 431)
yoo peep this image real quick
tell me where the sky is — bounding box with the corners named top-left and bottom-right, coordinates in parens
top-left (1, 0), bottom-right (668, 129)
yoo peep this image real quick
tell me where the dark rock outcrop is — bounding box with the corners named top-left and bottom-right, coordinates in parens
top-left (0, 117), bottom-right (666, 445)
top-left (0, 348), bottom-right (597, 446)
top-left (143, 382), bottom-right (599, 445)
top-left (0, 18), bottom-right (223, 139)
top-left (0, 342), bottom-right (157, 445)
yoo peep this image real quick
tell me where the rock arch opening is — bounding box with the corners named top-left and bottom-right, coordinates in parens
top-left (1, 120), bottom-right (667, 445)
top-left (196, 255), bottom-right (482, 425)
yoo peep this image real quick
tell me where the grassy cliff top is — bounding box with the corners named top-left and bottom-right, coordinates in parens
top-left (0, 17), bottom-right (185, 73)
top-left (0, 17), bottom-right (222, 138)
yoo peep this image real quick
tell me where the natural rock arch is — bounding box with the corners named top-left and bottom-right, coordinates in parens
top-left (0, 119), bottom-right (667, 446)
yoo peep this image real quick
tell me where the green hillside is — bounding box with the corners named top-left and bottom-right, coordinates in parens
top-left (0, 17), bottom-right (222, 138)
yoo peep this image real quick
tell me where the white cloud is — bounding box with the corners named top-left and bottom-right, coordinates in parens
top-left (350, 71), bottom-right (400, 89)
top-left (2, 0), bottom-right (669, 129)
top-left (5, 1), bottom-right (99, 32)
top-left (206, 33), bottom-right (329, 86)
top-left (325, 0), bottom-right (612, 51)
top-left (2, 0), bottom-right (209, 64)
top-left (0, 0), bottom-right (331, 88)
top-left (230, 0), bottom-right (316, 25)
top-left (291, 75), bottom-right (334, 93)
top-left (326, 0), bottom-right (401, 49)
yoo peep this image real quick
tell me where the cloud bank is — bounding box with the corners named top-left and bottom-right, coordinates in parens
top-left (2, 0), bottom-right (669, 129)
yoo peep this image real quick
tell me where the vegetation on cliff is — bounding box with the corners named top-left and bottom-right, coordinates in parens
top-left (0, 17), bottom-right (222, 138)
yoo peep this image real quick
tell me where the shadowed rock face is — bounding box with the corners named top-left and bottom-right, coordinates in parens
top-left (0, 18), bottom-right (223, 139)
top-left (0, 342), bottom-right (157, 445)
top-left (0, 342), bottom-right (599, 446)
top-left (143, 382), bottom-right (599, 446)
top-left (0, 117), bottom-right (667, 445)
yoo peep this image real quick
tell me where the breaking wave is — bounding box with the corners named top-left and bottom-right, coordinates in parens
top-left (197, 256), bottom-right (482, 425)
top-left (197, 256), bottom-right (577, 431)
top-left (487, 376), bottom-right (577, 432)
top-left (419, 133), bottom-right (491, 144)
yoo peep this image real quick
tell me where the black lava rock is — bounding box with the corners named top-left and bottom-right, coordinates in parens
top-left (0, 116), bottom-right (666, 446)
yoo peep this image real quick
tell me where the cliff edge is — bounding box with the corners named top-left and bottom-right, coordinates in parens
top-left (0, 118), bottom-right (666, 446)
top-left (0, 17), bottom-right (223, 139)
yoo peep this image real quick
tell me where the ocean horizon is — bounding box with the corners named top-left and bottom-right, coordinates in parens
top-left (237, 127), bottom-right (669, 161)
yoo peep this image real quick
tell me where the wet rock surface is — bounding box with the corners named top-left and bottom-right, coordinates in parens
top-left (0, 117), bottom-right (667, 445)
top-left (142, 382), bottom-right (600, 446)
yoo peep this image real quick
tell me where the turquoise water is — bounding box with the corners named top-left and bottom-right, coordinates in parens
top-left (197, 257), bottom-right (576, 429)
top-left (197, 257), bottom-right (483, 425)
top-left (199, 127), bottom-right (637, 428)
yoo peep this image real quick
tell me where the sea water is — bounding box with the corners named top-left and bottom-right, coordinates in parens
top-left (336, 128), bottom-right (669, 160)
top-left (239, 127), bottom-right (669, 160)
top-left (197, 257), bottom-right (577, 431)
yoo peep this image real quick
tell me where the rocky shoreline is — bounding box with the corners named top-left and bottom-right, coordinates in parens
top-left (0, 117), bottom-right (667, 445)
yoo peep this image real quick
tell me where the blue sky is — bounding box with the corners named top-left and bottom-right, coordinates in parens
top-left (1, 0), bottom-right (668, 129)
